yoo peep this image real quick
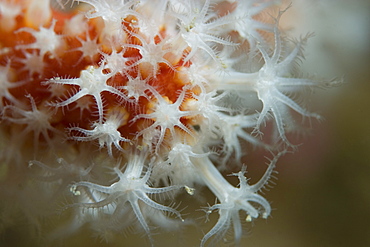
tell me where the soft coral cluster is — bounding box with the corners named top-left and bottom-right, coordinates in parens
top-left (0, 0), bottom-right (331, 246)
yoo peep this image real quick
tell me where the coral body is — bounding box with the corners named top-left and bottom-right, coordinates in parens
top-left (0, 0), bottom-right (329, 246)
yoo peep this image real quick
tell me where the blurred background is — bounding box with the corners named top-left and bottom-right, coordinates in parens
top-left (1, 0), bottom-right (370, 246)
top-left (245, 0), bottom-right (370, 246)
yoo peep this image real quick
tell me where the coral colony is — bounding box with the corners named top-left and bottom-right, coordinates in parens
top-left (0, 0), bottom-right (333, 246)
